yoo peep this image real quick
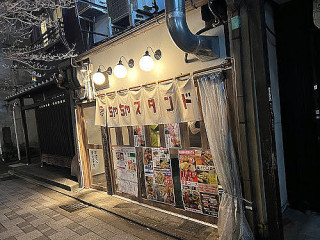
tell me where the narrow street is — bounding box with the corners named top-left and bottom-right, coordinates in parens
top-left (0, 174), bottom-right (174, 240)
top-left (1, 0), bottom-right (320, 239)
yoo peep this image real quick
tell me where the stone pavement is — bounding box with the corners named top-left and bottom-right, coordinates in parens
top-left (7, 165), bottom-right (218, 240)
top-left (283, 208), bottom-right (320, 240)
top-left (0, 176), bottom-right (176, 240)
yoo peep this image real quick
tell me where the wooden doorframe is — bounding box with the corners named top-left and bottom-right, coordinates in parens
top-left (76, 102), bottom-right (113, 192)
top-left (76, 104), bottom-right (92, 188)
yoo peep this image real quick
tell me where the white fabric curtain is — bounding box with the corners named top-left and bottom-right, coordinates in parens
top-left (198, 72), bottom-right (253, 240)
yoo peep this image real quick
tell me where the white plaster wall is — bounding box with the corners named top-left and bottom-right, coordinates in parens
top-left (9, 99), bottom-right (39, 149)
top-left (24, 98), bottom-right (39, 148)
top-left (89, 8), bottom-right (226, 93)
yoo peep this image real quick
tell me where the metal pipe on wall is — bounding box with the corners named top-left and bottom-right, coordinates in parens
top-left (165, 0), bottom-right (220, 61)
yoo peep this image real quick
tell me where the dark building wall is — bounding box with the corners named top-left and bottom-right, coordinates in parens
top-left (275, 0), bottom-right (320, 211)
top-left (63, 8), bottom-right (86, 54)
top-left (34, 89), bottom-right (75, 158)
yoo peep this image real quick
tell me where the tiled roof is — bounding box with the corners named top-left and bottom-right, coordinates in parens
top-left (5, 79), bottom-right (55, 101)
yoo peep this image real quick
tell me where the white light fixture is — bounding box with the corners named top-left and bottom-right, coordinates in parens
top-left (139, 54), bottom-right (154, 72)
top-left (92, 66), bottom-right (106, 85)
top-left (80, 65), bottom-right (87, 72)
top-left (139, 47), bottom-right (162, 72)
top-left (114, 63), bottom-right (127, 79)
top-left (113, 56), bottom-right (134, 79)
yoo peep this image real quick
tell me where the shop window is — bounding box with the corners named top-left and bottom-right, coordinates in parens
top-left (40, 21), bottom-right (48, 46)
top-left (84, 107), bottom-right (102, 145)
top-left (188, 121), bottom-right (202, 148)
top-left (122, 126), bottom-right (130, 145)
top-left (105, 88), bottom-right (218, 224)
top-left (171, 157), bottom-right (184, 208)
top-left (109, 128), bottom-right (117, 146)
top-left (150, 124), bottom-right (160, 147)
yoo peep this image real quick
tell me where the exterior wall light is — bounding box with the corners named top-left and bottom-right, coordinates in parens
top-left (80, 62), bottom-right (89, 72)
top-left (139, 47), bottom-right (162, 72)
top-left (113, 56), bottom-right (134, 79)
top-left (93, 65), bottom-right (107, 85)
top-left (80, 65), bottom-right (87, 72)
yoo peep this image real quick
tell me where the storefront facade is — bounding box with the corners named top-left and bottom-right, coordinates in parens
top-left (75, 6), bottom-right (229, 225)
top-left (74, 1), bottom-right (286, 239)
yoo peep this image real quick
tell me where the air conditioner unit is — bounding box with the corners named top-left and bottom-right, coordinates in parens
top-left (77, 0), bottom-right (107, 15)
top-left (107, 0), bottom-right (164, 28)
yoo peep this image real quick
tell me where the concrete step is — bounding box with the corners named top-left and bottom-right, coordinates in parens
top-left (8, 163), bottom-right (79, 192)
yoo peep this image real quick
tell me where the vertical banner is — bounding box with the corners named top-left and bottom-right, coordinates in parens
top-left (143, 84), bottom-right (162, 125)
top-left (130, 88), bottom-right (146, 126)
top-left (177, 78), bottom-right (202, 122)
top-left (95, 95), bottom-right (107, 126)
top-left (158, 81), bottom-right (181, 124)
top-left (143, 148), bottom-right (175, 205)
top-left (179, 150), bottom-right (220, 217)
top-left (164, 123), bottom-right (181, 148)
top-left (117, 91), bottom-right (132, 126)
top-left (89, 149), bottom-right (105, 176)
top-left (113, 147), bottom-right (138, 197)
top-left (105, 93), bottom-right (119, 127)
top-left (133, 125), bottom-right (146, 147)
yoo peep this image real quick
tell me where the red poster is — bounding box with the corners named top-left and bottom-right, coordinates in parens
top-left (179, 149), bottom-right (221, 217)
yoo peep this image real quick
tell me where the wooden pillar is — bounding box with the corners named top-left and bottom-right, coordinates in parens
top-left (101, 126), bottom-right (114, 195)
top-left (19, 98), bottom-right (31, 164)
top-left (76, 105), bottom-right (92, 188)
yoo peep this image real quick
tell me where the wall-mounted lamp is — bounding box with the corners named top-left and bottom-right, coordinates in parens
top-left (113, 56), bottom-right (134, 79)
top-left (80, 62), bottom-right (89, 73)
top-left (80, 65), bottom-right (87, 73)
top-left (139, 47), bottom-right (162, 72)
top-left (92, 65), bottom-right (109, 85)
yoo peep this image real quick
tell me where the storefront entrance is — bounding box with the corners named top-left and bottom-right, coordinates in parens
top-left (76, 102), bottom-right (109, 191)
top-left (83, 72), bottom-right (234, 225)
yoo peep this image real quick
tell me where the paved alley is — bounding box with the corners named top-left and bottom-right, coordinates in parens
top-left (0, 175), bottom-right (175, 240)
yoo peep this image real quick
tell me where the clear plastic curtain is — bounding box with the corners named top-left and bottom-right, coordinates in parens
top-left (198, 72), bottom-right (253, 240)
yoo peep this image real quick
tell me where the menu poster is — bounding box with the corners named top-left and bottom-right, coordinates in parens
top-left (89, 149), bottom-right (105, 176)
top-left (143, 148), bottom-right (175, 205)
top-left (179, 150), bottom-right (220, 217)
top-left (200, 193), bottom-right (219, 217)
top-left (179, 150), bottom-right (201, 212)
top-left (196, 151), bottom-right (218, 196)
top-left (143, 148), bottom-right (154, 200)
top-left (164, 123), bottom-right (181, 148)
top-left (113, 147), bottom-right (138, 197)
top-left (89, 149), bottom-right (98, 169)
top-left (182, 185), bottom-right (202, 213)
top-left (133, 125), bottom-right (146, 147)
